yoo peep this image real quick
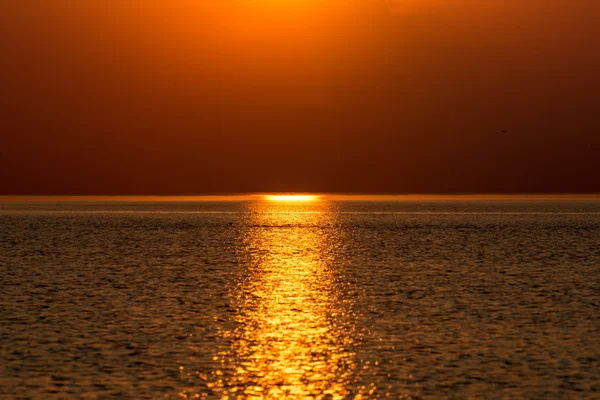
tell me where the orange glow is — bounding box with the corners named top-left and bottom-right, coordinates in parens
top-left (263, 194), bottom-right (320, 202)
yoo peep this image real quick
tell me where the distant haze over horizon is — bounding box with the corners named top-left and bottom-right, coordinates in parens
top-left (1, 1), bottom-right (599, 195)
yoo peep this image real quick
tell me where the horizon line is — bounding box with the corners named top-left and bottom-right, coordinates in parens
top-left (2, 193), bottom-right (600, 202)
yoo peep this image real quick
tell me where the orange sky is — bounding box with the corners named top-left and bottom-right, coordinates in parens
top-left (1, 1), bottom-right (599, 194)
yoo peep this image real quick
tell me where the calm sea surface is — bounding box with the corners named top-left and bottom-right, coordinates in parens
top-left (1, 199), bottom-right (599, 399)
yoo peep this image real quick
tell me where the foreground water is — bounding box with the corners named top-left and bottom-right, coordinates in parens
top-left (1, 198), bottom-right (599, 399)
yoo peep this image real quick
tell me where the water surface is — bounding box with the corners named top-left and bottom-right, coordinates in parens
top-left (1, 198), bottom-right (599, 398)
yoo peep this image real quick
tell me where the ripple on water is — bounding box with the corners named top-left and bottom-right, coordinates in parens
top-left (1, 200), bottom-right (599, 398)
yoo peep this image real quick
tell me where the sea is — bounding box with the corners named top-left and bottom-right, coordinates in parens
top-left (1, 197), bottom-right (599, 399)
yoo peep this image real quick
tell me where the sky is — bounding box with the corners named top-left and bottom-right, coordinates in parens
top-left (1, 0), bottom-right (599, 194)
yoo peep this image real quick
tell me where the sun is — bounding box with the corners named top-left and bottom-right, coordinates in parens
top-left (263, 194), bottom-right (320, 202)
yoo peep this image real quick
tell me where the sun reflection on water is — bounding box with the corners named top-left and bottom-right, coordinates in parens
top-left (213, 200), bottom-right (356, 398)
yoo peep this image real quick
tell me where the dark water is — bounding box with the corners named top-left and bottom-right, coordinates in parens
top-left (1, 199), bottom-right (599, 399)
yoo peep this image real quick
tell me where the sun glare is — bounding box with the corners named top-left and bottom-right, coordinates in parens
top-left (263, 194), bottom-right (320, 202)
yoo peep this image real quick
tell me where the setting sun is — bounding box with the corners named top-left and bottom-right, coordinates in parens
top-left (263, 194), bottom-right (320, 202)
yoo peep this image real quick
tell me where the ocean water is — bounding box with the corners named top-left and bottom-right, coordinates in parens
top-left (1, 198), bottom-right (599, 399)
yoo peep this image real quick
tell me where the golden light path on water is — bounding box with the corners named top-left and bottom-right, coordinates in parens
top-left (212, 199), bottom-right (360, 399)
